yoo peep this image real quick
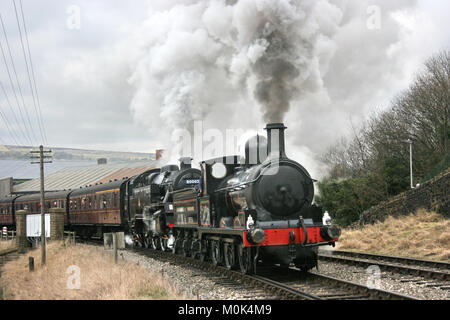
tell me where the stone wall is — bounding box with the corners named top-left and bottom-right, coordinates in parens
top-left (360, 169), bottom-right (450, 225)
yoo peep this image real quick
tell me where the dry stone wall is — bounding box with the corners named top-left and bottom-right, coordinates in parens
top-left (361, 169), bottom-right (449, 225)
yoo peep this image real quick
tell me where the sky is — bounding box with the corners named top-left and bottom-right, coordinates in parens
top-left (0, 0), bottom-right (449, 177)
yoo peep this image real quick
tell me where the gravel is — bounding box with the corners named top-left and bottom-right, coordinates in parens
top-left (311, 260), bottom-right (449, 300)
top-left (119, 250), bottom-right (275, 300)
top-left (119, 249), bottom-right (449, 300)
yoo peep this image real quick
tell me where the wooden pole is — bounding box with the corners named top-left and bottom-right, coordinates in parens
top-left (31, 146), bottom-right (52, 265)
top-left (39, 146), bottom-right (46, 265)
top-left (29, 257), bottom-right (34, 272)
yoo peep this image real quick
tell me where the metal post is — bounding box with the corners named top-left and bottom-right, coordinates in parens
top-left (404, 139), bottom-right (414, 189)
top-left (409, 140), bottom-right (413, 189)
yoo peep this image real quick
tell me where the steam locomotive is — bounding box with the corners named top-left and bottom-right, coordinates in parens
top-left (0, 123), bottom-right (340, 274)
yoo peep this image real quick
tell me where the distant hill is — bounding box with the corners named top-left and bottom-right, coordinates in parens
top-left (0, 145), bottom-right (156, 162)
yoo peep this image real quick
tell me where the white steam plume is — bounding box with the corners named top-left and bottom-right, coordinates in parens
top-left (127, 0), bottom-right (438, 178)
top-left (127, 0), bottom-right (343, 163)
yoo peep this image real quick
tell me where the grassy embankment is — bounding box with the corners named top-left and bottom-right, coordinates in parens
top-left (0, 242), bottom-right (182, 300)
top-left (337, 209), bottom-right (450, 262)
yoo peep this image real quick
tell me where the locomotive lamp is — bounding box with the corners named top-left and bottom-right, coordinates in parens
top-left (320, 225), bottom-right (341, 241)
top-left (247, 228), bottom-right (266, 244)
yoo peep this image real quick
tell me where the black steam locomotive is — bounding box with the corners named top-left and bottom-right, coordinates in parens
top-left (135, 123), bottom-right (340, 273)
top-left (0, 123), bottom-right (340, 274)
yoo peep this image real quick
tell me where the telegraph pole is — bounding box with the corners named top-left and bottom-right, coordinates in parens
top-left (31, 146), bottom-right (52, 265)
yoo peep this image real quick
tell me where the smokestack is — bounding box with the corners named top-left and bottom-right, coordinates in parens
top-left (265, 123), bottom-right (287, 159)
top-left (179, 157), bottom-right (193, 170)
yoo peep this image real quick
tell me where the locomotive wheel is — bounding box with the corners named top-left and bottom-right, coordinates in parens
top-left (238, 244), bottom-right (252, 274)
top-left (143, 237), bottom-right (150, 249)
top-left (210, 241), bottom-right (221, 266)
top-left (223, 243), bottom-right (236, 270)
top-left (182, 239), bottom-right (191, 257)
top-left (172, 238), bottom-right (178, 254)
top-left (150, 238), bottom-right (159, 250)
top-left (160, 238), bottom-right (168, 252)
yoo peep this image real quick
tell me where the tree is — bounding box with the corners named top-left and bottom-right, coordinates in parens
top-left (318, 50), bottom-right (450, 225)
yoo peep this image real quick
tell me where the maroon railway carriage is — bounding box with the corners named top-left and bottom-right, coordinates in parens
top-left (68, 179), bottom-right (129, 238)
top-left (14, 191), bottom-right (71, 226)
top-left (0, 195), bottom-right (20, 228)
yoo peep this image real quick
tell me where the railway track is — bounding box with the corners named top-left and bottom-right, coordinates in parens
top-left (132, 247), bottom-right (419, 300)
top-left (318, 250), bottom-right (450, 282)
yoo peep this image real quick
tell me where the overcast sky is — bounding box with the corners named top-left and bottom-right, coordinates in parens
top-left (0, 0), bottom-right (449, 171)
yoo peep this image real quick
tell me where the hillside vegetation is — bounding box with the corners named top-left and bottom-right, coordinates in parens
top-left (317, 50), bottom-right (450, 226)
top-left (0, 243), bottom-right (181, 300)
top-left (337, 210), bottom-right (450, 262)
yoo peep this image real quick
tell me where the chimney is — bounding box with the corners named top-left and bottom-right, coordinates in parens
top-left (265, 123), bottom-right (287, 159)
top-left (179, 157), bottom-right (193, 170)
top-left (97, 158), bottom-right (107, 165)
top-left (156, 149), bottom-right (164, 161)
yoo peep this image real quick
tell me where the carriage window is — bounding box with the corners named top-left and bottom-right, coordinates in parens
top-left (112, 193), bottom-right (117, 209)
top-left (106, 193), bottom-right (111, 209)
top-left (88, 196), bottom-right (92, 209)
top-left (101, 195), bottom-right (106, 209)
top-left (94, 195), bottom-right (97, 209)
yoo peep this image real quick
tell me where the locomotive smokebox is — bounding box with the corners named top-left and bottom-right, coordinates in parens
top-left (221, 122), bottom-right (314, 219)
top-left (265, 123), bottom-right (287, 159)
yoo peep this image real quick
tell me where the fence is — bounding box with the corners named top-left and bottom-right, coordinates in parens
top-left (0, 229), bottom-right (16, 241)
top-left (63, 231), bottom-right (76, 246)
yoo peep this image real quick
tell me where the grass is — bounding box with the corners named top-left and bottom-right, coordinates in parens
top-left (337, 209), bottom-right (450, 262)
top-left (0, 240), bottom-right (16, 252)
top-left (0, 242), bottom-right (182, 300)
